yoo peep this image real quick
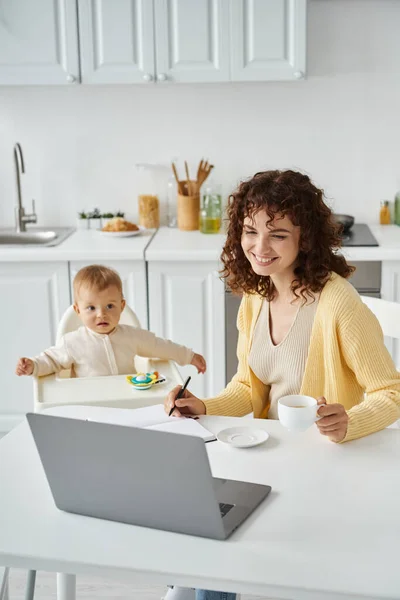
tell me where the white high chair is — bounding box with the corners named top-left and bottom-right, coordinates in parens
top-left (29, 304), bottom-right (184, 600)
top-left (33, 304), bottom-right (183, 413)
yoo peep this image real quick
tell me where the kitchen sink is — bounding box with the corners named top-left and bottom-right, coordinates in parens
top-left (0, 227), bottom-right (75, 247)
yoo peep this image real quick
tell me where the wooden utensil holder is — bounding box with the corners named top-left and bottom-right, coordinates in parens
top-left (177, 192), bottom-right (200, 231)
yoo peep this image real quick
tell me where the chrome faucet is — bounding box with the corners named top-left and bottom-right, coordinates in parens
top-left (14, 143), bottom-right (37, 232)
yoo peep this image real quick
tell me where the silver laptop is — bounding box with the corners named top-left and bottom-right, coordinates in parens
top-left (27, 413), bottom-right (271, 540)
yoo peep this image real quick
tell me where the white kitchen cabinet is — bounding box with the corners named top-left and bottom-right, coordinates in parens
top-left (1, 0), bottom-right (307, 86)
top-left (69, 260), bottom-right (148, 329)
top-left (0, 0), bottom-right (80, 85)
top-left (78, 0), bottom-right (230, 85)
top-left (0, 262), bottom-right (70, 432)
top-left (381, 261), bottom-right (400, 368)
top-left (230, 0), bottom-right (307, 81)
top-left (148, 261), bottom-right (225, 399)
top-left (154, 0), bottom-right (230, 83)
top-left (78, 0), bottom-right (155, 84)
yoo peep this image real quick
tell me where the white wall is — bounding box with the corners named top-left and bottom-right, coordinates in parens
top-left (0, 0), bottom-right (400, 228)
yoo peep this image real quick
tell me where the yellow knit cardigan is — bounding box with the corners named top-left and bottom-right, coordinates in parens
top-left (204, 273), bottom-right (400, 442)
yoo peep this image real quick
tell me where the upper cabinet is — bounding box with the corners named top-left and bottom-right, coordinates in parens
top-left (78, 0), bottom-right (155, 84)
top-left (154, 0), bottom-right (230, 83)
top-left (78, 0), bottom-right (230, 84)
top-left (0, 0), bottom-right (307, 85)
top-left (230, 0), bottom-right (306, 81)
top-left (0, 0), bottom-right (80, 85)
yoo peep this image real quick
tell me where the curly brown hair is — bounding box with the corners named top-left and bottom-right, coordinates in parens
top-left (221, 170), bottom-right (354, 300)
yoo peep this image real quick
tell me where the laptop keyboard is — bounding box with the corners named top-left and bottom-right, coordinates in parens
top-left (219, 502), bottom-right (234, 517)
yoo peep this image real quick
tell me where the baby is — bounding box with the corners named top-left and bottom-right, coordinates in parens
top-left (16, 265), bottom-right (206, 378)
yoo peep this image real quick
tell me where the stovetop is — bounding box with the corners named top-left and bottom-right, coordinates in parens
top-left (341, 224), bottom-right (379, 247)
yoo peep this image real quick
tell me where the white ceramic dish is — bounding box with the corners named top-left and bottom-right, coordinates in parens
top-left (98, 227), bottom-right (144, 238)
top-left (217, 426), bottom-right (269, 448)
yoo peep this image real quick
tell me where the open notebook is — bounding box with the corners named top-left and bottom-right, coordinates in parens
top-left (43, 404), bottom-right (217, 442)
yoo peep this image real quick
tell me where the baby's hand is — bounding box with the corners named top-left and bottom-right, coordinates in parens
top-left (191, 353), bottom-right (207, 374)
top-left (16, 357), bottom-right (34, 376)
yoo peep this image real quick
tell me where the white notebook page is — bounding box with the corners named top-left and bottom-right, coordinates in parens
top-left (43, 404), bottom-right (216, 441)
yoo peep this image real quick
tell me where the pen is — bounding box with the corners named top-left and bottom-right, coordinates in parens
top-left (169, 375), bottom-right (191, 417)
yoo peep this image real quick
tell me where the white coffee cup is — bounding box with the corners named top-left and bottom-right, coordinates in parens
top-left (278, 394), bottom-right (321, 432)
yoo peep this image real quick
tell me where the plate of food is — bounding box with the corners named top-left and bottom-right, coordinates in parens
top-left (126, 371), bottom-right (166, 391)
top-left (99, 217), bottom-right (143, 236)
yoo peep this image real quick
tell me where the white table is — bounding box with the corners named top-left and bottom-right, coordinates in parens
top-left (1, 416), bottom-right (400, 600)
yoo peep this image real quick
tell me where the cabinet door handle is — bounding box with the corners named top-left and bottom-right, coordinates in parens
top-left (143, 73), bottom-right (153, 82)
top-left (66, 74), bottom-right (76, 83)
top-left (157, 73), bottom-right (168, 82)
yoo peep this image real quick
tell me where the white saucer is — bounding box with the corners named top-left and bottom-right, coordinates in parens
top-left (217, 426), bottom-right (269, 448)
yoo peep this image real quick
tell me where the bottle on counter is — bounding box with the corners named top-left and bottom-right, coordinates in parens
top-left (395, 190), bottom-right (400, 226)
top-left (380, 200), bottom-right (391, 225)
top-left (199, 183), bottom-right (222, 234)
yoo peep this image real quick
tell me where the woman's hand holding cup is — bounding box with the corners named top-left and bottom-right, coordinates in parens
top-left (278, 394), bottom-right (348, 442)
top-left (316, 397), bottom-right (348, 442)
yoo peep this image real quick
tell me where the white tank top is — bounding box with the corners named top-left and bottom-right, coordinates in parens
top-left (249, 297), bottom-right (319, 419)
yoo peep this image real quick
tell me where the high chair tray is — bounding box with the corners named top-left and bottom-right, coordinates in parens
top-left (34, 359), bottom-right (183, 412)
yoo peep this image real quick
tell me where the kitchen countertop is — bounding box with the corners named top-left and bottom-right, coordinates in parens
top-left (145, 225), bottom-right (400, 262)
top-left (341, 225), bottom-right (400, 262)
top-left (145, 228), bottom-right (227, 262)
top-left (0, 228), bottom-right (156, 262)
top-left (0, 225), bottom-right (399, 263)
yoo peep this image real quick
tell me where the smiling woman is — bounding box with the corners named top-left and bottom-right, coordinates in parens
top-left (241, 212), bottom-right (300, 278)
top-left (221, 169), bottom-right (354, 301)
top-left (165, 169), bottom-right (400, 444)
top-left (164, 169), bottom-right (400, 600)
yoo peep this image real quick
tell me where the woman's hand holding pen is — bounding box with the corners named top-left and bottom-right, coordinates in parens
top-left (165, 385), bottom-right (206, 417)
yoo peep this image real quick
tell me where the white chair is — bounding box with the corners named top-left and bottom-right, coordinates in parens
top-left (360, 296), bottom-right (400, 366)
top-left (33, 304), bottom-right (183, 413)
top-left (360, 295), bottom-right (400, 428)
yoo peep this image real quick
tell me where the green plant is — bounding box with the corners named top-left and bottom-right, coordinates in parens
top-left (116, 211), bottom-right (125, 218)
top-left (102, 212), bottom-right (114, 218)
top-left (78, 211), bottom-right (88, 219)
top-left (88, 208), bottom-right (101, 219)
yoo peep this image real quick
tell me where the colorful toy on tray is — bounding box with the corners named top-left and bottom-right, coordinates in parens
top-left (126, 371), bottom-right (166, 390)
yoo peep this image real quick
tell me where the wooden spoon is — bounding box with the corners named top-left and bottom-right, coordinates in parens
top-left (171, 162), bottom-right (184, 195)
top-left (184, 161), bottom-right (192, 195)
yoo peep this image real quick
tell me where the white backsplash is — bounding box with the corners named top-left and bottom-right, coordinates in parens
top-left (1, 0), bottom-right (400, 228)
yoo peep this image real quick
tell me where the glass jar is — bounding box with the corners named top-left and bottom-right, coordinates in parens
top-left (199, 184), bottom-right (222, 234)
top-left (138, 194), bottom-right (160, 228)
top-left (166, 177), bottom-right (177, 227)
top-left (136, 164), bottom-right (160, 228)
